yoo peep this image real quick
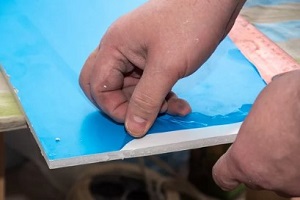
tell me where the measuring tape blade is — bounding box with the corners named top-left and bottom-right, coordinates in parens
top-left (229, 16), bottom-right (300, 83)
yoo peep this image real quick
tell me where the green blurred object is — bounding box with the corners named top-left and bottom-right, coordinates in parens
top-left (0, 71), bottom-right (26, 131)
top-left (188, 144), bottom-right (245, 200)
top-left (0, 93), bottom-right (22, 117)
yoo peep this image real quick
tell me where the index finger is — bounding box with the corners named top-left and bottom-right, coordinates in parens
top-left (89, 47), bottom-right (135, 123)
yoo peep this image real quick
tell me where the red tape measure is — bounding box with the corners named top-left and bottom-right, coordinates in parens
top-left (229, 16), bottom-right (300, 83)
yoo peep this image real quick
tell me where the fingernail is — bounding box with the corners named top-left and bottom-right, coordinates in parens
top-left (125, 115), bottom-right (147, 137)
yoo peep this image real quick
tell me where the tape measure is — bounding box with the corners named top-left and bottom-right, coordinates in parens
top-left (229, 16), bottom-right (300, 83)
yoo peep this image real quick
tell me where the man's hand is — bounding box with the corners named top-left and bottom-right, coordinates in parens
top-left (79, 0), bottom-right (245, 137)
top-left (213, 70), bottom-right (300, 197)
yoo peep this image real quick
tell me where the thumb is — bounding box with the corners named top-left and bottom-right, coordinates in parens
top-left (125, 63), bottom-right (178, 137)
top-left (212, 149), bottom-right (241, 191)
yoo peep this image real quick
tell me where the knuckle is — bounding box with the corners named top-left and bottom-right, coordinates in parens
top-left (131, 92), bottom-right (161, 115)
top-left (103, 20), bottom-right (124, 42)
top-left (90, 81), bottom-right (105, 100)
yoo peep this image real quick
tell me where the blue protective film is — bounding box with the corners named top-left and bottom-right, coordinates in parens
top-left (0, 0), bottom-right (266, 166)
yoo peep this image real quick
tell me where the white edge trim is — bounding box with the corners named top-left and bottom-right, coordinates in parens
top-left (48, 122), bottom-right (241, 169)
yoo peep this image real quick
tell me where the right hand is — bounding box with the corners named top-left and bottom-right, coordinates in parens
top-left (79, 0), bottom-right (245, 137)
